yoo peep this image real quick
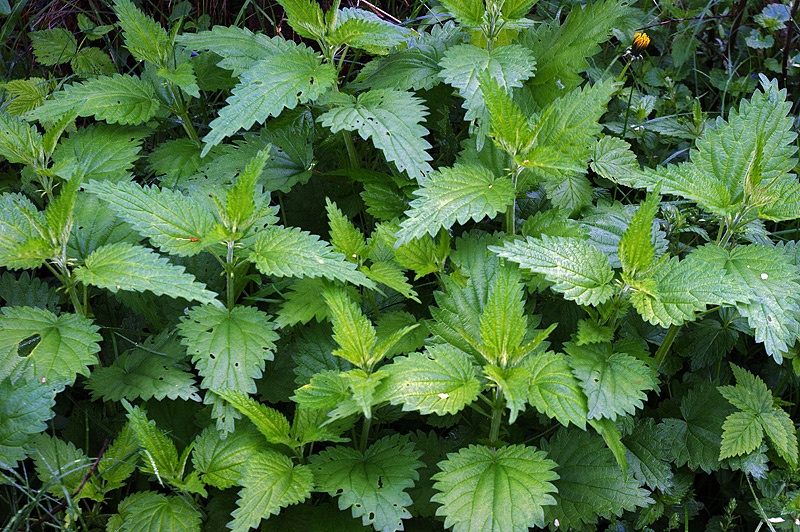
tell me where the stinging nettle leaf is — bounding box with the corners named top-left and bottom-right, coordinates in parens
top-left (212, 389), bottom-right (293, 446)
top-left (378, 344), bottom-right (482, 415)
top-left (202, 44), bottom-right (336, 156)
top-left (319, 89), bottom-right (433, 181)
top-left (619, 192), bottom-right (659, 278)
top-left (395, 164), bottom-right (514, 246)
top-left (75, 242), bottom-right (218, 304)
top-left (0, 110), bottom-right (44, 167)
top-left (310, 435), bottom-right (424, 532)
top-left (113, 0), bottom-right (170, 65)
top-left (249, 225), bottom-right (374, 288)
top-left (0, 378), bottom-right (57, 470)
top-left (85, 180), bottom-right (215, 257)
top-left (524, 350), bottom-right (588, 429)
top-left (431, 443), bottom-right (559, 532)
top-left (112, 491), bottom-right (202, 532)
top-left (28, 74), bottom-right (160, 126)
top-left (490, 235), bottom-right (615, 306)
top-left (0, 306), bottom-right (101, 386)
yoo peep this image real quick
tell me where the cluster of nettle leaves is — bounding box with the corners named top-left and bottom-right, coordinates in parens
top-left (1, 0), bottom-right (800, 530)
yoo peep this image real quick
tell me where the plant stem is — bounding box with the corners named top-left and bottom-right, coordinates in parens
top-left (654, 324), bottom-right (680, 371)
top-left (359, 417), bottom-right (372, 454)
top-left (488, 389), bottom-right (503, 445)
top-left (504, 203), bottom-right (515, 235)
top-left (342, 130), bottom-right (360, 169)
top-left (226, 242), bottom-right (236, 310)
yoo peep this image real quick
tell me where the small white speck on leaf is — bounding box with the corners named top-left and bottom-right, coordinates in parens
top-left (41, 377), bottom-right (46, 383)
top-left (115, 285), bottom-right (121, 289)
top-left (768, 517), bottom-right (784, 524)
top-left (437, 393), bottom-right (449, 400)
top-left (761, 273), bottom-right (768, 280)
top-left (554, 519), bottom-right (560, 527)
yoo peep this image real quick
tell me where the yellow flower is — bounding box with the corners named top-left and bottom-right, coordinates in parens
top-left (633, 32), bottom-right (650, 51)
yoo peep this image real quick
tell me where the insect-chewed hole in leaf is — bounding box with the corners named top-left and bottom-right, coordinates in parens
top-left (17, 334), bottom-right (41, 357)
top-left (368, 512), bottom-right (375, 521)
top-left (377, 476), bottom-right (384, 488)
top-left (209, 353), bottom-right (217, 360)
top-left (335, 488), bottom-right (343, 495)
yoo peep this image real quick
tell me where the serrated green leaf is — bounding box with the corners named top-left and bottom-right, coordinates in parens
top-left (85, 180), bottom-right (215, 256)
top-left (225, 147), bottom-right (271, 232)
top-left (212, 390), bottom-right (293, 446)
top-left (542, 428), bottom-right (652, 529)
top-left (524, 350), bottom-right (588, 429)
top-left (178, 304), bottom-right (277, 400)
top-left (31, 433), bottom-right (99, 501)
top-left (342, 368), bottom-right (386, 419)
top-left (379, 345), bottom-right (481, 415)
top-left (326, 198), bottom-right (367, 260)
top-left (202, 44), bottom-right (336, 156)
top-left (760, 409), bottom-right (799, 467)
top-left (622, 419), bottom-right (674, 491)
top-left (0, 306), bottom-right (101, 385)
top-left (483, 364), bottom-right (529, 424)
top-left (176, 27), bottom-right (290, 76)
top-left (249, 225), bottom-right (374, 288)
top-left (97, 422), bottom-right (138, 491)
top-left (290, 405), bottom-right (353, 446)
top-left (0, 378), bottom-right (56, 470)
top-left (658, 382), bottom-right (733, 472)
top-left (575, 318), bottom-right (614, 345)
top-left (490, 235), bottom-right (615, 306)
top-left (192, 424), bottom-right (263, 489)
top-left (275, 278), bottom-right (332, 328)
top-left (53, 124), bottom-right (147, 182)
top-left (439, 44), bottom-right (536, 139)
top-left (361, 261), bottom-right (419, 302)
top-left (114, 491), bottom-right (202, 532)
top-left (28, 74), bottom-right (160, 125)
top-left (692, 243), bottom-right (800, 361)
top-left (328, 8), bottom-right (410, 55)
top-left (319, 89), bottom-right (433, 181)
top-left (148, 138), bottom-right (204, 182)
top-left (275, 0), bottom-right (325, 40)
top-left (0, 78), bottom-right (52, 117)
top-left (292, 370), bottom-right (354, 422)
top-left (0, 271), bottom-right (60, 311)
top-left (67, 194), bottom-right (140, 261)
top-left (76, 243), bottom-right (218, 304)
top-left (87, 330), bottom-right (199, 402)
top-left (310, 435), bottom-right (423, 532)
top-left (122, 400), bottom-right (180, 482)
top-left (565, 342), bottom-right (657, 421)
top-left (0, 193), bottom-right (51, 270)
top-left (619, 193), bottom-right (659, 278)
top-left (719, 410), bottom-right (762, 460)
top-left (591, 135), bottom-right (639, 181)
top-left (323, 285), bottom-right (376, 368)
top-left (29, 29), bottom-right (77, 66)
top-left (501, 0), bottom-right (536, 20)
top-left (480, 73), bottom-right (535, 156)
top-left (114, 0), bottom-right (170, 65)
top-left (230, 449), bottom-right (314, 532)
top-left (0, 111), bottom-right (44, 167)
top-left (439, 0), bottom-right (484, 26)
top-left (521, 0), bottom-right (625, 106)
top-left (156, 63), bottom-right (200, 98)
top-left (479, 263), bottom-right (527, 367)
top-left (431, 443), bottom-right (559, 532)
top-left (395, 164), bottom-right (513, 245)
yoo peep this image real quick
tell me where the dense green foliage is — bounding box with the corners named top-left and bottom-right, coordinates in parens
top-left (1, 0), bottom-right (799, 530)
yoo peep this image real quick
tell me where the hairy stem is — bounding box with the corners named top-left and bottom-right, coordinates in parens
top-left (359, 417), bottom-right (372, 454)
top-left (226, 242), bottom-right (236, 310)
top-left (654, 324), bottom-right (681, 371)
top-left (489, 389), bottom-right (503, 444)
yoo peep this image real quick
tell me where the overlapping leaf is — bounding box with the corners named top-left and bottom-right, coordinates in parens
top-left (431, 444), bottom-right (559, 532)
top-left (0, 378), bottom-right (57, 469)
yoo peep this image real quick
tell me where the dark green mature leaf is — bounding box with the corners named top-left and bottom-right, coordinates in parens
top-left (658, 382), bottom-right (733, 472)
top-left (54, 124), bottom-right (147, 182)
top-left (378, 345), bottom-right (481, 415)
top-left (319, 89), bottom-right (433, 181)
top-left (565, 342), bottom-right (657, 421)
top-left (202, 44), bottom-right (336, 156)
top-left (0, 111), bottom-right (44, 166)
top-left (31, 433), bottom-right (97, 501)
top-left (29, 29), bottom-right (77, 66)
top-left (122, 400), bottom-right (181, 482)
top-left (328, 8), bottom-right (410, 55)
top-left (192, 424), bottom-right (264, 489)
top-left (177, 27), bottom-right (291, 76)
top-left (113, 0), bottom-right (170, 65)
top-left (0, 272), bottom-right (60, 311)
top-left (524, 351), bottom-right (588, 429)
top-left (76, 243), bottom-right (218, 304)
top-left (542, 428), bottom-right (652, 529)
top-left (0, 193), bottom-right (50, 270)
top-left (230, 449), bottom-right (314, 532)
top-left (438, 0), bottom-right (484, 26)
top-left (622, 419), bottom-right (673, 491)
top-left (490, 235), bottom-right (615, 306)
top-left (310, 435), bottom-right (423, 532)
top-left (88, 331), bottom-right (199, 402)
top-left (250, 226), bottom-right (374, 287)
top-left (0, 379), bottom-right (57, 469)
top-left (431, 444), bottom-right (559, 532)
top-left (85, 180), bottom-right (214, 256)
top-left (692, 243), bottom-right (800, 361)
top-left (28, 74), bottom-right (160, 125)
top-left (113, 491), bottom-right (202, 532)
top-left (0, 306), bottom-right (101, 385)
top-left (178, 305), bottom-right (277, 396)
top-left (395, 164), bottom-right (514, 245)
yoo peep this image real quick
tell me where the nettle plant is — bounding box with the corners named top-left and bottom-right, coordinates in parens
top-left (1, 0), bottom-right (799, 530)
